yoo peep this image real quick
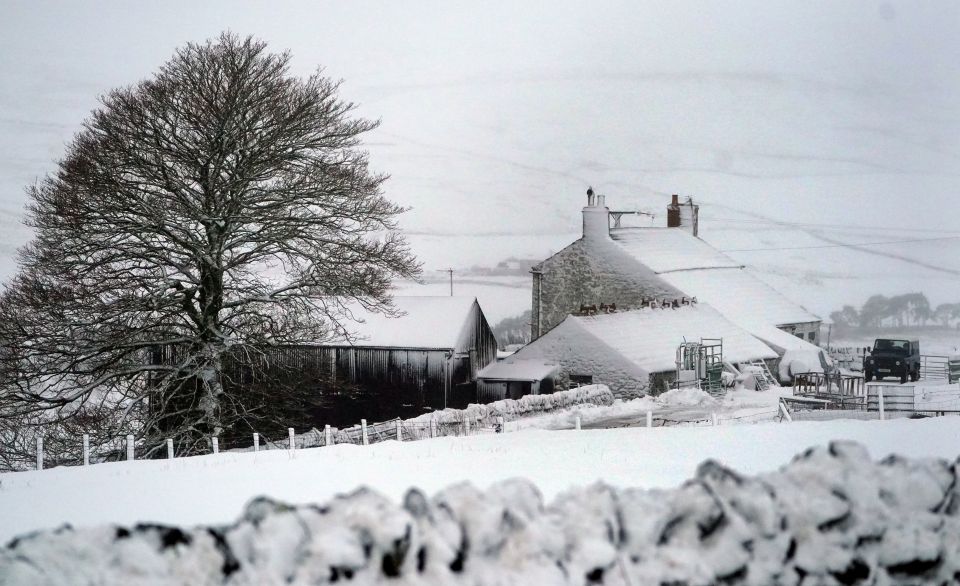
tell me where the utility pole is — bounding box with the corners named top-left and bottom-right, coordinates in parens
top-left (447, 268), bottom-right (454, 296)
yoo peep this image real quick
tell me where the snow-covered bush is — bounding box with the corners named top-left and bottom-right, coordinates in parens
top-left (4, 441), bottom-right (959, 584)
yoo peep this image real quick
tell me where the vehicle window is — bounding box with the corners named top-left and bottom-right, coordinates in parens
top-left (875, 339), bottom-right (910, 353)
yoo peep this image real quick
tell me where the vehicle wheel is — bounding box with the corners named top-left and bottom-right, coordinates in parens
top-left (864, 370), bottom-right (873, 382)
top-left (911, 370), bottom-right (919, 382)
top-left (900, 370), bottom-right (907, 384)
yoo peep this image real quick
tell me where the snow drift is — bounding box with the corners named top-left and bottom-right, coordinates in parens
top-left (4, 441), bottom-right (958, 585)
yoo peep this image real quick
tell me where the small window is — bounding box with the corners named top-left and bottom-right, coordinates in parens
top-left (569, 374), bottom-right (593, 386)
top-left (795, 333), bottom-right (804, 339)
top-left (807, 332), bottom-right (816, 341)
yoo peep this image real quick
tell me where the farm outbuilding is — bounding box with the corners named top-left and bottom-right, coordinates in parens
top-left (200, 296), bottom-right (499, 428)
top-left (476, 359), bottom-right (560, 402)
top-left (315, 296), bottom-right (499, 418)
top-left (512, 302), bottom-right (778, 397)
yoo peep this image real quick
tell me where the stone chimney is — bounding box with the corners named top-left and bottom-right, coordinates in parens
top-left (582, 187), bottom-right (609, 240)
top-left (666, 194), bottom-right (699, 237)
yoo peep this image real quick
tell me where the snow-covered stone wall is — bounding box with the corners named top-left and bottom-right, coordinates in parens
top-left (4, 441), bottom-right (958, 585)
top-left (532, 238), bottom-right (682, 340)
top-left (405, 384), bottom-right (615, 427)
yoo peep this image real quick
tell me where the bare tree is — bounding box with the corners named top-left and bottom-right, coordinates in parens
top-left (0, 33), bottom-right (419, 459)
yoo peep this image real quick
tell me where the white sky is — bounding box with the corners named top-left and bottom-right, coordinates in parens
top-left (1, 1), bottom-right (959, 315)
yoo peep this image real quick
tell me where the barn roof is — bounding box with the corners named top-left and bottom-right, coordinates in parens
top-left (568, 303), bottom-right (778, 373)
top-left (334, 296), bottom-right (478, 349)
top-left (746, 322), bottom-right (822, 354)
top-left (477, 359), bottom-right (560, 381)
top-left (609, 227), bottom-right (819, 327)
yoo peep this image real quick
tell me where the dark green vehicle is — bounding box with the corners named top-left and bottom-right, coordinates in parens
top-left (863, 338), bottom-right (920, 384)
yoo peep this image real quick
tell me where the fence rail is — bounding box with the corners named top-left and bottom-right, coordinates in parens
top-left (920, 355), bottom-right (950, 380)
top-left (792, 372), bottom-right (864, 406)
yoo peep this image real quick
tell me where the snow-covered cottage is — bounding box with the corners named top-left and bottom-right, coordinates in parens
top-left (523, 191), bottom-right (822, 395)
top-left (532, 192), bottom-right (821, 343)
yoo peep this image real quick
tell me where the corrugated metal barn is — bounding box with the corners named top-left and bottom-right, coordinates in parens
top-left (312, 296), bottom-right (499, 419)
top-left (150, 296), bottom-right (498, 430)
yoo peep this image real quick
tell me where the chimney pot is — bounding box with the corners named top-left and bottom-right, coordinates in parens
top-left (581, 190), bottom-right (609, 239)
top-left (671, 194), bottom-right (679, 206)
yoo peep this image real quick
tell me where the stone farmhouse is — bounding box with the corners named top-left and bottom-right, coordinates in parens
top-left (512, 190), bottom-right (823, 395)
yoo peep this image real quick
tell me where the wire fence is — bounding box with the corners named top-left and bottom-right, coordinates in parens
top-left (18, 405), bottom-right (774, 472)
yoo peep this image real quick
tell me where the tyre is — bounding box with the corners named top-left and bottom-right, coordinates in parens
top-left (900, 370), bottom-right (907, 384)
top-left (911, 369), bottom-right (919, 382)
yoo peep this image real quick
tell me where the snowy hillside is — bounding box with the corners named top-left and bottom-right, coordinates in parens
top-left (2, 2), bottom-right (959, 316)
top-left (4, 434), bottom-right (960, 584)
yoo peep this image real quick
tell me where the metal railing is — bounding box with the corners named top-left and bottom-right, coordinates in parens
top-left (792, 372), bottom-right (864, 408)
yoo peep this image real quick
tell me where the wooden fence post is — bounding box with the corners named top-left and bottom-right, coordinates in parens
top-left (575, 415), bottom-right (581, 431)
top-left (166, 438), bottom-right (174, 459)
top-left (361, 419), bottom-right (369, 445)
top-left (711, 413), bottom-right (719, 426)
top-left (82, 433), bottom-right (89, 466)
top-left (463, 417), bottom-right (470, 436)
top-left (396, 420), bottom-right (403, 441)
top-left (429, 418), bottom-right (436, 438)
top-left (288, 427), bottom-right (295, 450)
top-left (36, 436), bottom-right (43, 471)
top-left (496, 416), bottom-right (505, 433)
top-left (878, 387), bottom-right (886, 421)
top-left (212, 436), bottom-right (219, 454)
top-left (324, 425), bottom-right (332, 446)
top-left (253, 432), bottom-right (260, 452)
top-left (126, 434), bottom-right (135, 461)
top-left (646, 411), bottom-right (653, 428)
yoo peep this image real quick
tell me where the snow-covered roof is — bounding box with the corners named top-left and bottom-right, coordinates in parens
top-left (477, 359), bottom-right (560, 381)
top-left (610, 227), bottom-right (819, 327)
top-left (610, 228), bottom-right (743, 273)
top-left (333, 296), bottom-right (477, 349)
top-left (661, 268), bottom-right (819, 328)
top-left (569, 303), bottom-right (778, 373)
top-left (746, 322), bottom-right (822, 355)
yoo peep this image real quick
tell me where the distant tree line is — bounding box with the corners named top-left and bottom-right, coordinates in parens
top-left (830, 293), bottom-right (960, 330)
top-left (492, 310), bottom-right (532, 348)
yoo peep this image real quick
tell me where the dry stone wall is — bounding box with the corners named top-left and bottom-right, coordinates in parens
top-left (4, 441), bottom-right (959, 585)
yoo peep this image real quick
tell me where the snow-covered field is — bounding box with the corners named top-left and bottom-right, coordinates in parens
top-left (2, 417), bottom-right (958, 547)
